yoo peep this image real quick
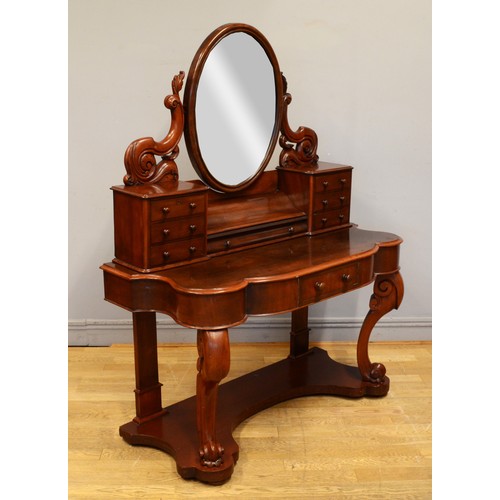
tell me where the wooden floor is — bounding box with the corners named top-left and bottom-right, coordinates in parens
top-left (68, 341), bottom-right (431, 499)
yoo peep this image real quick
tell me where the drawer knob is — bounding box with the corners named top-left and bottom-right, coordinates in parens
top-left (321, 217), bottom-right (328, 226)
top-left (163, 251), bottom-right (170, 260)
top-left (189, 224), bottom-right (197, 233)
top-left (339, 196), bottom-right (345, 202)
top-left (314, 281), bottom-right (325, 291)
top-left (288, 226), bottom-right (295, 234)
top-left (189, 246), bottom-right (196, 254)
top-left (224, 240), bottom-right (231, 249)
top-left (338, 214), bottom-right (345, 220)
top-left (163, 229), bottom-right (170, 238)
top-left (340, 178), bottom-right (346, 184)
top-left (189, 202), bottom-right (197, 210)
top-left (322, 199), bottom-right (329, 207)
top-left (162, 207), bottom-right (170, 214)
top-left (342, 273), bottom-right (351, 281)
top-left (322, 181), bottom-right (329, 189)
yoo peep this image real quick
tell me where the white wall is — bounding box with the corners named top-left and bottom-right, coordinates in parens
top-left (69, 0), bottom-right (431, 345)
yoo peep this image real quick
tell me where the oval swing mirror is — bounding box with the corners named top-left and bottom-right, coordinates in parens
top-left (184, 24), bottom-right (283, 193)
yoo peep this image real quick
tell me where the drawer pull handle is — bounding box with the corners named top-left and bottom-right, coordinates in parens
top-left (339, 196), bottom-right (345, 202)
top-left (342, 273), bottom-right (351, 282)
top-left (322, 199), bottom-right (329, 207)
top-left (163, 229), bottom-right (170, 237)
top-left (338, 214), bottom-right (345, 220)
top-left (224, 240), bottom-right (231, 249)
top-left (288, 226), bottom-right (295, 234)
top-left (314, 281), bottom-right (325, 291)
top-left (189, 246), bottom-right (196, 254)
top-left (321, 217), bottom-right (328, 226)
top-left (340, 178), bottom-right (346, 184)
top-left (189, 202), bottom-right (197, 210)
top-left (189, 224), bottom-right (197, 233)
top-left (322, 181), bottom-right (329, 189)
top-left (163, 251), bottom-right (170, 260)
top-left (162, 207), bottom-right (170, 214)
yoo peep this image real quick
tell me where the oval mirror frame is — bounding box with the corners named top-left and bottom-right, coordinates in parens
top-left (184, 23), bottom-right (284, 193)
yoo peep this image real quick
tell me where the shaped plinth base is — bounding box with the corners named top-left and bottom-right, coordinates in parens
top-left (119, 347), bottom-right (389, 484)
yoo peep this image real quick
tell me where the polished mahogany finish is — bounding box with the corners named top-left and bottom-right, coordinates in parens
top-left (101, 23), bottom-right (404, 484)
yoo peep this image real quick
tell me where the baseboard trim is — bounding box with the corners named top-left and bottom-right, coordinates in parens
top-left (68, 316), bottom-right (432, 346)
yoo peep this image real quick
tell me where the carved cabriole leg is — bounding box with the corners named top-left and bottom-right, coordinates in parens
top-left (289, 306), bottom-right (310, 358)
top-left (357, 271), bottom-right (404, 384)
top-left (131, 312), bottom-right (164, 423)
top-left (196, 329), bottom-right (230, 468)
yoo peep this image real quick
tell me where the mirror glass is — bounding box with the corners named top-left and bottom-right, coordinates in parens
top-left (184, 25), bottom-right (281, 192)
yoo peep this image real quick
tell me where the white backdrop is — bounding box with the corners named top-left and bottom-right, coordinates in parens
top-left (68, 0), bottom-right (431, 345)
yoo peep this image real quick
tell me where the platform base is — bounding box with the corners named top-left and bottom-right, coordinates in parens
top-left (119, 347), bottom-right (388, 483)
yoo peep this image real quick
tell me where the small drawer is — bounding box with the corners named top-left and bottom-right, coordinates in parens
top-left (150, 215), bottom-right (205, 244)
top-left (314, 172), bottom-right (351, 193)
top-left (312, 208), bottom-right (350, 231)
top-left (313, 192), bottom-right (350, 212)
top-left (299, 263), bottom-right (359, 305)
top-left (149, 236), bottom-right (206, 267)
top-left (150, 194), bottom-right (206, 222)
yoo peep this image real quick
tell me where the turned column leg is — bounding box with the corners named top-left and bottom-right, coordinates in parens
top-left (132, 311), bottom-right (164, 423)
top-left (196, 329), bottom-right (230, 468)
top-left (289, 306), bottom-right (310, 358)
top-left (357, 271), bottom-right (404, 384)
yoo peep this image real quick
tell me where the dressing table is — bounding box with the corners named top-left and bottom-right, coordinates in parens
top-left (100, 23), bottom-right (404, 484)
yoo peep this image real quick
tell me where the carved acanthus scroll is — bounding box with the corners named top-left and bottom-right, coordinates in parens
top-left (357, 271), bottom-right (404, 384)
top-left (279, 74), bottom-right (319, 168)
top-left (196, 329), bottom-right (230, 468)
top-left (123, 71), bottom-right (185, 185)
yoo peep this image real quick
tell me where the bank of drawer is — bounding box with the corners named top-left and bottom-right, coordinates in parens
top-left (312, 208), bottom-right (349, 231)
top-left (313, 191), bottom-right (350, 212)
top-left (314, 172), bottom-right (351, 193)
top-left (149, 236), bottom-right (206, 267)
top-left (150, 215), bottom-right (205, 244)
top-left (299, 263), bottom-right (359, 305)
top-left (150, 194), bottom-right (206, 222)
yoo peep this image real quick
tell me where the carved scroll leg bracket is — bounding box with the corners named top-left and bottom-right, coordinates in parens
top-left (357, 271), bottom-right (404, 384)
top-left (196, 329), bottom-right (230, 468)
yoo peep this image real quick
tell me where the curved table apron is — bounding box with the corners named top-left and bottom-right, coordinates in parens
top-left (101, 226), bottom-right (404, 484)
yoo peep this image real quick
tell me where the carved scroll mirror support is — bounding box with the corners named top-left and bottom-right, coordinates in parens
top-left (123, 72), bottom-right (185, 186)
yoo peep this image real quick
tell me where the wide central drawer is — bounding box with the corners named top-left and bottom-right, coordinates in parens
top-left (299, 262), bottom-right (359, 305)
top-left (207, 219), bottom-right (308, 254)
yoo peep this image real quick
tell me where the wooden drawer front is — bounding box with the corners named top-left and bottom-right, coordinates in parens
top-left (314, 171), bottom-right (351, 193)
top-left (207, 220), bottom-right (308, 254)
top-left (149, 237), bottom-right (206, 267)
top-left (313, 191), bottom-right (350, 212)
top-left (299, 263), bottom-right (359, 305)
top-left (150, 194), bottom-right (206, 222)
top-left (150, 215), bottom-right (205, 244)
top-left (312, 208), bottom-right (350, 231)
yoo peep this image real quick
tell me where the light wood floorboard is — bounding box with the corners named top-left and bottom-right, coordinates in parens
top-left (69, 341), bottom-right (431, 499)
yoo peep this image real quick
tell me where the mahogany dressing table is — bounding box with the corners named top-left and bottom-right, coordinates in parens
top-left (100, 24), bottom-right (404, 484)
